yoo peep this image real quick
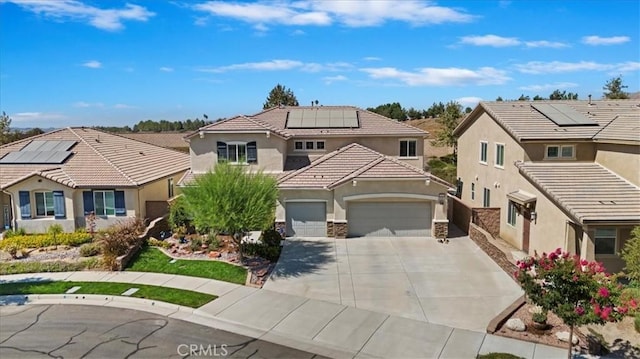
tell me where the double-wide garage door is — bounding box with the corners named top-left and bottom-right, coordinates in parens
top-left (286, 202), bottom-right (326, 237)
top-left (348, 202), bottom-right (431, 237)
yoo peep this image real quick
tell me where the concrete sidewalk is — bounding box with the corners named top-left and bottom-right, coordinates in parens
top-left (0, 272), bottom-right (566, 359)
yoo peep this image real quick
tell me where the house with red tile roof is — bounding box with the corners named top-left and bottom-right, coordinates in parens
top-left (183, 106), bottom-right (452, 239)
top-left (454, 100), bottom-right (640, 273)
top-left (0, 128), bottom-right (189, 233)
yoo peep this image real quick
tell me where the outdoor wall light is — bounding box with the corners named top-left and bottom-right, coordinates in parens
top-left (438, 193), bottom-right (446, 205)
top-left (531, 211), bottom-right (537, 221)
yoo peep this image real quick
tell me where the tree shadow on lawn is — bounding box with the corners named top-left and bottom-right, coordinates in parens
top-left (269, 239), bottom-right (334, 279)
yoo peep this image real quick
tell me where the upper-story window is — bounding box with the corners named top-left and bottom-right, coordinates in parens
top-left (495, 143), bottom-right (505, 168)
top-left (217, 141), bottom-right (257, 164)
top-left (479, 141), bottom-right (488, 164)
top-left (35, 191), bottom-right (54, 217)
top-left (545, 145), bottom-right (574, 160)
top-left (294, 140), bottom-right (325, 151)
top-left (399, 139), bottom-right (417, 158)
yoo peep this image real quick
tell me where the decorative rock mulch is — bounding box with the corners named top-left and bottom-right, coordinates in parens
top-left (0, 246), bottom-right (80, 263)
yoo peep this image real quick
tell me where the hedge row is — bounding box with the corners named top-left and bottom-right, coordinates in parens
top-left (0, 232), bottom-right (93, 250)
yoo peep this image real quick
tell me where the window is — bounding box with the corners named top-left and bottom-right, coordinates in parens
top-left (546, 145), bottom-right (574, 159)
top-left (400, 139), bottom-right (417, 157)
top-left (495, 143), bottom-right (505, 168)
top-left (480, 141), bottom-right (488, 164)
top-left (594, 228), bottom-right (617, 255)
top-left (35, 191), bottom-right (54, 217)
top-left (471, 183), bottom-right (475, 201)
top-left (483, 188), bottom-right (491, 207)
top-left (94, 191), bottom-right (115, 216)
top-left (168, 178), bottom-right (174, 198)
top-left (294, 140), bottom-right (325, 151)
top-left (217, 141), bottom-right (257, 164)
top-left (507, 201), bottom-right (517, 226)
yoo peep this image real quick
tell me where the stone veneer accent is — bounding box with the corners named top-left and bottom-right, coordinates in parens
top-left (469, 223), bottom-right (517, 282)
top-left (471, 207), bottom-right (501, 237)
top-left (327, 221), bottom-right (335, 237)
top-left (432, 220), bottom-right (449, 239)
top-left (334, 222), bottom-right (347, 239)
top-left (275, 221), bottom-right (286, 238)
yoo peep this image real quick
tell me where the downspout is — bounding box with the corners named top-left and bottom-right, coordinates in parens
top-left (2, 190), bottom-right (16, 230)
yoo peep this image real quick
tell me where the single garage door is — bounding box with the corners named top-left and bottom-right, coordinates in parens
top-left (348, 202), bottom-right (431, 237)
top-left (286, 202), bottom-right (327, 237)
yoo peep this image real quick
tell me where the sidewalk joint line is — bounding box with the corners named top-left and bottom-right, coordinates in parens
top-left (354, 314), bottom-right (389, 357)
top-left (268, 298), bottom-right (310, 331)
top-left (311, 305), bottom-right (348, 340)
top-left (436, 327), bottom-right (455, 358)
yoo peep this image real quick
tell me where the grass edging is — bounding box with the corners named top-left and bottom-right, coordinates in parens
top-left (126, 246), bottom-right (247, 285)
top-left (0, 281), bottom-right (216, 308)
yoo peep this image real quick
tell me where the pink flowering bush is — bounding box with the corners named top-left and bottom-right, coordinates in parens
top-left (515, 248), bottom-right (625, 328)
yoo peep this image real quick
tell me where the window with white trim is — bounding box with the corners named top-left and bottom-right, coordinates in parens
top-left (479, 141), bottom-right (488, 164)
top-left (217, 141), bottom-right (257, 164)
top-left (545, 145), bottom-right (574, 159)
top-left (507, 201), bottom-right (517, 226)
top-left (399, 139), bottom-right (417, 157)
top-left (483, 188), bottom-right (490, 207)
top-left (168, 178), bottom-right (174, 198)
top-left (94, 190), bottom-right (115, 216)
top-left (294, 141), bottom-right (303, 150)
top-left (594, 228), bottom-right (617, 255)
top-left (294, 140), bottom-right (325, 151)
top-left (495, 143), bottom-right (505, 168)
top-left (471, 183), bottom-right (475, 201)
top-left (35, 191), bottom-right (54, 217)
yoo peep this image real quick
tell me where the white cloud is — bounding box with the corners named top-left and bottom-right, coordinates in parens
top-left (525, 40), bottom-right (568, 48)
top-left (459, 34), bottom-right (520, 47)
top-left (82, 60), bottom-right (102, 69)
top-left (363, 56), bottom-right (382, 61)
top-left (5, 0), bottom-right (155, 31)
top-left (198, 59), bottom-right (352, 73)
top-left (291, 29), bottom-right (305, 36)
top-left (323, 75), bottom-right (347, 84)
top-left (114, 104), bottom-right (136, 109)
top-left (194, 16), bottom-right (209, 26)
top-left (360, 66), bottom-right (510, 86)
top-left (456, 97), bottom-right (483, 108)
top-left (73, 101), bottom-right (104, 108)
top-left (514, 60), bottom-right (640, 74)
top-left (192, 1), bottom-right (475, 28)
top-left (582, 35), bottom-right (630, 46)
top-left (160, 66), bottom-right (174, 72)
top-left (11, 112), bottom-right (66, 121)
top-left (518, 82), bottom-right (578, 91)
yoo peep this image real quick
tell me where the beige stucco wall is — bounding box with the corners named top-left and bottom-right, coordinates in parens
top-left (521, 142), bottom-right (595, 162)
top-left (286, 136), bottom-right (425, 169)
top-left (0, 192), bottom-right (10, 230)
top-left (137, 171), bottom-right (186, 218)
top-left (595, 143), bottom-right (640, 186)
top-left (6, 176), bottom-right (76, 233)
top-left (189, 133), bottom-right (287, 173)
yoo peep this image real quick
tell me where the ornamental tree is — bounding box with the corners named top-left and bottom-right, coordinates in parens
top-left (515, 249), bottom-right (625, 358)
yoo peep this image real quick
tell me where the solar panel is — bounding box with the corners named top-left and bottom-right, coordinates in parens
top-left (22, 140), bottom-right (76, 152)
top-left (532, 103), bottom-right (597, 126)
top-left (0, 150), bottom-right (73, 164)
top-left (286, 109), bottom-right (359, 128)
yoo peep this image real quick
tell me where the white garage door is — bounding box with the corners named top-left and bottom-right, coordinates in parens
top-left (348, 202), bottom-right (431, 237)
top-left (286, 202), bottom-right (327, 237)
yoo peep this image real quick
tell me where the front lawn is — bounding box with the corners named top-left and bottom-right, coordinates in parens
top-left (0, 281), bottom-right (216, 308)
top-left (126, 246), bottom-right (248, 285)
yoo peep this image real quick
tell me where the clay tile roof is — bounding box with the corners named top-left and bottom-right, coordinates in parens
top-left (187, 115), bottom-right (292, 139)
top-left (516, 161), bottom-right (640, 223)
top-left (278, 143), bottom-right (450, 189)
top-left (0, 127), bottom-right (189, 189)
top-left (118, 132), bottom-right (189, 149)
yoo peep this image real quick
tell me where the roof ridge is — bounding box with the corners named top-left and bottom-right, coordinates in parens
top-left (244, 115), bottom-right (291, 137)
top-left (278, 143), bottom-right (365, 183)
top-left (67, 127), bottom-right (137, 186)
top-left (590, 115), bottom-right (619, 140)
top-left (38, 167), bottom-right (78, 188)
top-left (328, 156), bottom-right (386, 189)
top-left (363, 108), bottom-right (429, 135)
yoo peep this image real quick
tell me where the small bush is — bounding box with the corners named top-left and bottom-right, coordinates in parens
top-left (0, 232), bottom-right (92, 250)
top-left (147, 238), bottom-right (171, 248)
top-left (48, 224), bottom-right (64, 237)
top-left (79, 242), bottom-right (101, 257)
top-left (168, 196), bottom-right (191, 230)
top-left (6, 244), bottom-right (19, 259)
top-left (189, 237), bottom-right (203, 252)
top-left (97, 217), bottom-right (146, 269)
top-left (203, 235), bottom-right (221, 251)
top-left (621, 226), bottom-right (640, 282)
top-left (261, 229), bottom-right (282, 247)
top-left (241, 242), bottom-right (281, 261)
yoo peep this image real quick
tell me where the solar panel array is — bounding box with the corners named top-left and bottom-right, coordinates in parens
top-left (286, 109), bottom-right (359, 128)
top-left (531, 103), bottom-right (598, 127)
top-left (0, 140), bottom-right (76, 164)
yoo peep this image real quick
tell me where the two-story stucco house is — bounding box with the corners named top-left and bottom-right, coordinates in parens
top-left (454, 100), bottom-right (640, 273)
top-left (182, 106), bottom-right (452, 239)
top-left (0, 128), bottom-right (189, 233)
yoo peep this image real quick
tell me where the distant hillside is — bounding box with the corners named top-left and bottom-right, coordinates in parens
top-left (629, 92), bottom-right (640, 100)
top-left (405, 118), bottom-right (453, 159)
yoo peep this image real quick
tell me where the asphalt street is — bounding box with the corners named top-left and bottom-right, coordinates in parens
top-left (0, 304), bottom-right (329, 359)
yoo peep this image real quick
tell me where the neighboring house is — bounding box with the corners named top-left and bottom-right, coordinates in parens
top-left (182, 106), bottom-right (452, 239)
top-left (118, 132), bottom-right (190, 153)
top-left (454, 100), bottom-right (640, 273)
top-left (0, 128), bottom-right (189, 233)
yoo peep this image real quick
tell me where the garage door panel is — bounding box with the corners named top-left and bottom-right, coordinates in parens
top-left (348, 202), bottom-right (431, 237)
top-left (286, 202), bottom-right (326, 237)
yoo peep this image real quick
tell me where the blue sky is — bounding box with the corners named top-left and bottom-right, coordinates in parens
top-left (1, 0), bottom-right (638, 128)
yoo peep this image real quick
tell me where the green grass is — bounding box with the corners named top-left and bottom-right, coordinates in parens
top-left (0, 281), bottom-right (216, 308)
top-left (477, 354), bottom-right (524, 359)
top-left (0, 258), bottom-right (102, 275)
top-left (126, 246), bottom-right (248, 285)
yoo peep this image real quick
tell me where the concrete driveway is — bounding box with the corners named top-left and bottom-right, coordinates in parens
top-left (263, 231), bottom-right (523, 332)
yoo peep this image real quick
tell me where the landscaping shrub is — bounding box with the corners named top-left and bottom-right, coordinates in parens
top-left (427, 157), bottom-right (456, 184)
top-left (79, 242), bottom-right (101, 257)
top-left (261, 229), bottom-right (282, 247)
top-left (621, 226), bottom-right (640, 282)
top-left (147, 238), bottom-right (171, 249)
top-left (0, 232), bottom-right (92, 250)
top-left (203, 235), bottom-right (221, 251)
top-left (97, 217), bottom-right (146, 270)
top-left (168, 196), bottom-right (190, 230)
top-left (189, 236), bottom-right (203, 252)
top-left (241, 242), bottom-right (281, 261)
top-left (3, 228), bottom-right (26, 239)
